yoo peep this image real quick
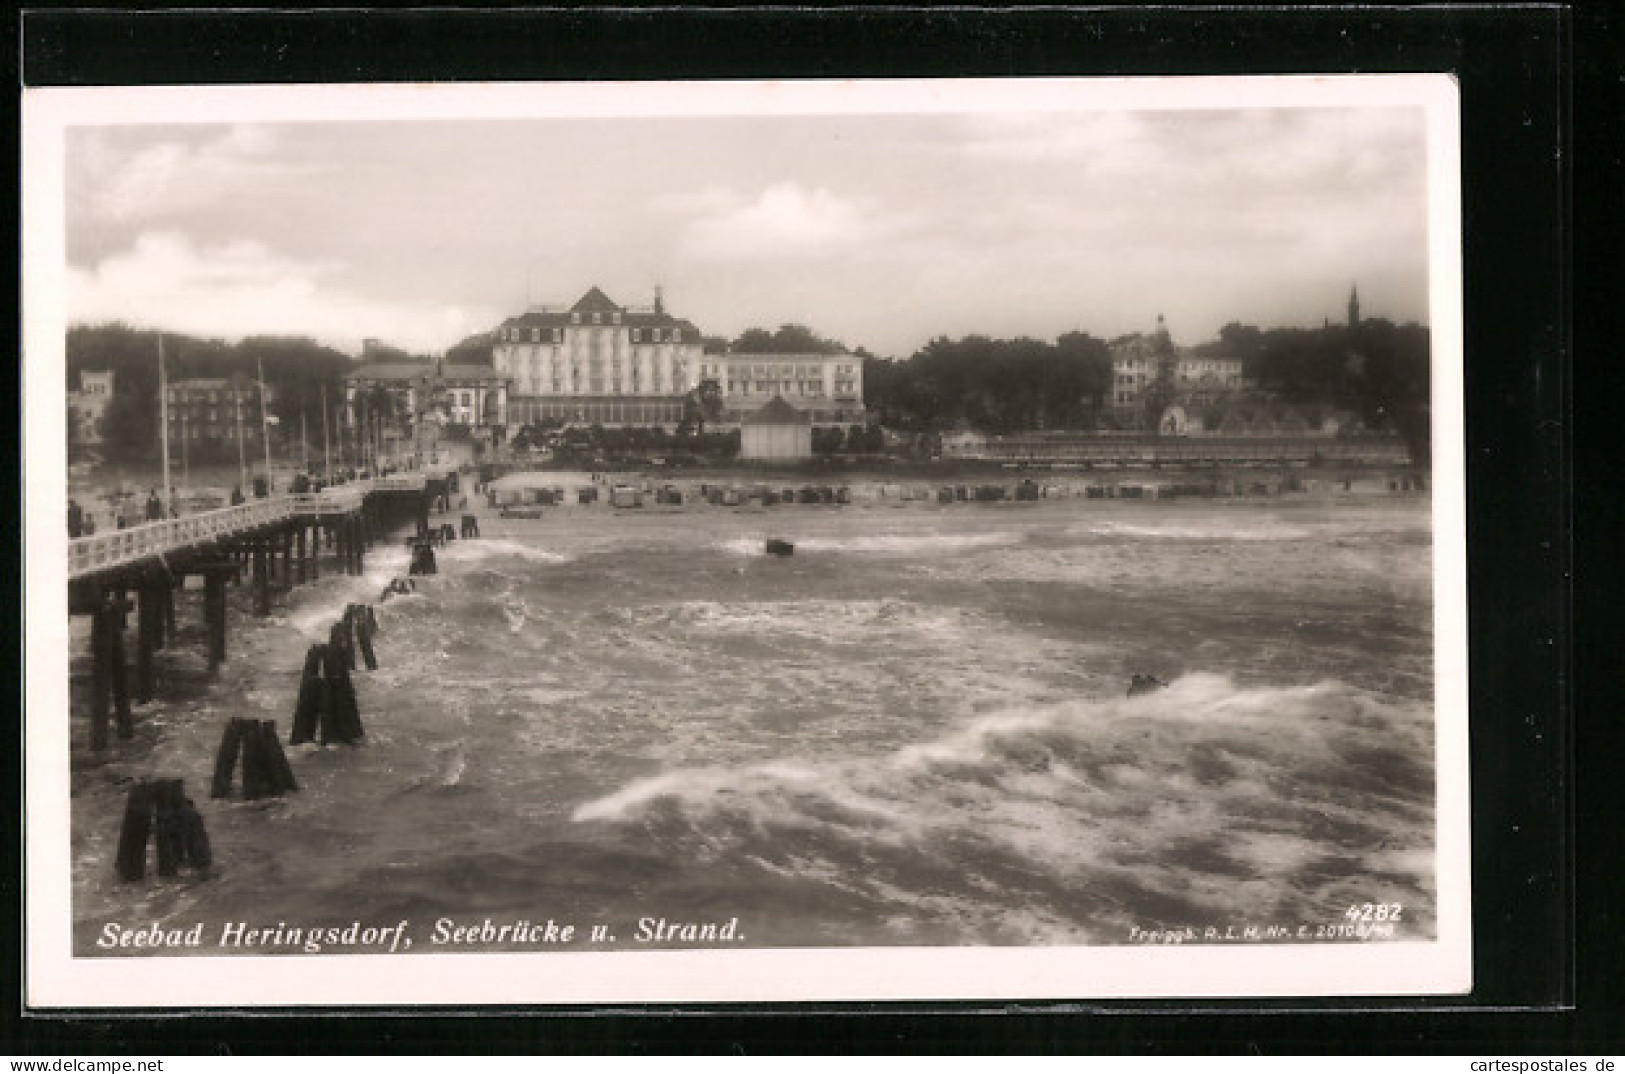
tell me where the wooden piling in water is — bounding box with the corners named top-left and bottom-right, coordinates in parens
top-left (210, 717), bottom-right (245, 798)
top-left (260, 720), bottom-right (299, 793)
top-left (152, 778), bottom-right (187, 877)
top-left (295, 524), bottom-right (307, 584)
top-left (330, 617), bottom-right (356, 672)
top-left (179, 792), bottom-right (211, 871)
top-left (89, 600), bottom-right (114, 751)
top-left (204, 570), bottom-right (228, 672)
top-left (239, 717), bottom-right (275, 800)
top-left (161, 578), bottom-right (176, 648)
top-left (350, 604), bottom-right (378, 670)
top-left (280, 527), bottom-right (294, 588)
top-left (115, 781), bottom-right (156, 881)
top-left (319, 643), bottom-right (364, 745)
top-left (135, 578), bottom-right (157, 705)
top-left (252, 540), bottom-right (271, 616)
top-left (290, 644), bottom-right (327, 746)
top-left (109, 597), bottom-right (132, 740)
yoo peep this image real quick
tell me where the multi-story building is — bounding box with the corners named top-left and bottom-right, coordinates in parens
top-left (343, 357), bottom-right (510, 461)
top-left (1108, 316), bottom-right (1245, 429)
top-left (67, 368), bottom-right (115, 447)
top-left (492, 286), bottom-right (703, 427)
top-left (165, 374), bottom-right (275, 453)
top-left (703, 352), bottom-right (866, 425)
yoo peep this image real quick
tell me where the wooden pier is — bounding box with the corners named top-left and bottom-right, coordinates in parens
top-left (66, 468), bottom-right (459, 753)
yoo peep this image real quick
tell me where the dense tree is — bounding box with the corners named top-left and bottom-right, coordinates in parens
top-left (66, 324), bottom-right (354, 461)
top-left (862, 332), bottom-right (1111, 433)
top-left (681, 378), bottom-right (725, 434)
top-left (444, 332), bottom-right (495, 366)
top-left (732, 324), bottom-right (848, 354)
top-left (1246, 319), bottom-right (1431, 463)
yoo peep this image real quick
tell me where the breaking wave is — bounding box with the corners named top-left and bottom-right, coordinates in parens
top-left (571, 673), bottom-right (1436, 941)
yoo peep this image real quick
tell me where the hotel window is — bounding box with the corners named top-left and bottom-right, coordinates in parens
top-left (572, 313), bottom-right (581, 324)
top-left (531, 328), bottom-right (540, 342)
top-left (592, 312), bottom-right (602, 325)
top-left (613, 312), bottom-right (622, 325)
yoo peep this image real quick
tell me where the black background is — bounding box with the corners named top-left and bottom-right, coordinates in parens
top-left (7, 3), bottom-right (1616, 1055)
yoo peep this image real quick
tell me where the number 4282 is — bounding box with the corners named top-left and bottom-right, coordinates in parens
top-left (1345, 902), bottom-right (1403, 922)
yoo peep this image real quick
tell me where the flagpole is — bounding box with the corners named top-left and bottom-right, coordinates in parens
top-left (157, 333), bottom-right (172, 514)
top-left (301, 407), bottom-right (309, 474)
top-left (181, 411), bottom-right (190, 489)
top-left (321, 382), bottom-right (332, 481)
top-left (235, 384), bottom-right (247, 492)
top-left (257, 356), bottom-right (273, 491)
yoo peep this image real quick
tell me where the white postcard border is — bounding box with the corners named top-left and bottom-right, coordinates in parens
top-left (23, 73), bottom-right (1470, 1008)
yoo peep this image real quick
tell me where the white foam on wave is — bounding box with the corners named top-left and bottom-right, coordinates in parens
top-left (1065, 520), bottom-right (1315, 542)
top-left (287, 545), bottom-right (410, 640)
top-left (438, 537), bottom-right (572, 565)
top-left (715, 530), bottom-right (1022, 556)
top-left (568, 672), bottom-right (1438, 931)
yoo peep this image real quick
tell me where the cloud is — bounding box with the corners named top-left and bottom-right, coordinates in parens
top-left (73, 124), bottom-right (317, 225)
top-left (678, 183), bottom-right (889, 259)
top-left (67, 231), bottom-right (493, 354)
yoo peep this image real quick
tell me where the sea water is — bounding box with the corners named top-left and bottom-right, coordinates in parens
top-left (70, 495), bottom-right (1436, 952)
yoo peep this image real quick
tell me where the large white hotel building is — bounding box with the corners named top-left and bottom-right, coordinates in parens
top-left (492, 286), bottom-right (865, 428)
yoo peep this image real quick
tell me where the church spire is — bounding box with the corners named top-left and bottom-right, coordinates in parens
top-left (1348, 284), bottom-right (1361, 328)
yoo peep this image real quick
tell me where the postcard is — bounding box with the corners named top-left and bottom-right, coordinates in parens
top-left (23, 74), bottom-right (1468, 1007)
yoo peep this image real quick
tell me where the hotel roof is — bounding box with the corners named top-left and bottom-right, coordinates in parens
top-left (742, 396), bottom-right (812, 426)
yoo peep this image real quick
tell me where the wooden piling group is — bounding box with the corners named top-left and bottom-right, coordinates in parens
top-left (81, 482), bottom-right (446, 887)
top-left (211, 717), bottom-right (300, 800)
top-left (115, 778), bottom-right (212, 881)
top-left (288, 604), bottom-right (380, 747)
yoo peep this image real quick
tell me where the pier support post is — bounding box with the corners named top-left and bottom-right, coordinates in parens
top-left (309, 522), bottom-right (320, 580)
top-left (135, 577), bottom-right (158, 705)
top-left (295, 524), bottom-right (307, 584)
top-left (252, 540), bottom-right (271, 617)
top-left (203, 570), bottom-right (228, 672)
top-left (355, 515), bottom-right (366, 575)
top-left (89, 600), bottom-right (111, 752)
top-left (280, 527), bottom-right (293, 589)
top-left (109, 596), bottom-right (132, 739)
top-left (160, 579), bottom-right (176, 649)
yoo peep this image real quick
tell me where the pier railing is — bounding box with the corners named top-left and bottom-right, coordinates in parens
top-left (66, 469), bottom-right (454, 580)
top-left (68, 499), bottom-right (296, 578)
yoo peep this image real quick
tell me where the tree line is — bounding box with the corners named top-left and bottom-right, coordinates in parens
top-left (859, 319), bottom-right (1431, 463)
top-left (66, 323), bottom-right (356, 461)
top-left (67, 312), bottom-right (1432, 466)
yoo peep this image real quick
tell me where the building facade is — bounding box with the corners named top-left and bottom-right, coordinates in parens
top-left (165, 374), bottom-right (275, 453)
top-left (343, 358), bottom-right (511, 460)
top-left (67, 369), bottom-right (115, 448)
top-left (492, 286), bottom-right (702, 427)
top-left (1108, 316), bottom-right (1245, 429)
top-left (704, 352), bottom-right (866, 425)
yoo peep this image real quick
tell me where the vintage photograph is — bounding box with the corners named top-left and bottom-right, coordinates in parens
top-left (24, 76), bottom-right (1468, 1006)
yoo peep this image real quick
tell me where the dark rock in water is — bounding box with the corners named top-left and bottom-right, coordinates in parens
top-left (1127, 674), bottom-right (1169, 698)
top-left (766, 539), bottom-right (794, 557)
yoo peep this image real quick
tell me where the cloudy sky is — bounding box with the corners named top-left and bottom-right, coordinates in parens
top-left (61, 98), bottom-right (1432, 358)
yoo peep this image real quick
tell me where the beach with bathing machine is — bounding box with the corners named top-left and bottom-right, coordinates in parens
top-left (69, 462), bottom-right (1437, 955)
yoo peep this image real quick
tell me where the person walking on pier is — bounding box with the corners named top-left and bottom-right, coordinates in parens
top-left (231, 484), bottom-right (245, 506)
top-left (67, 498), bottom-right (83, 538)
top-left (146, 489), bottom-right (162, 522)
